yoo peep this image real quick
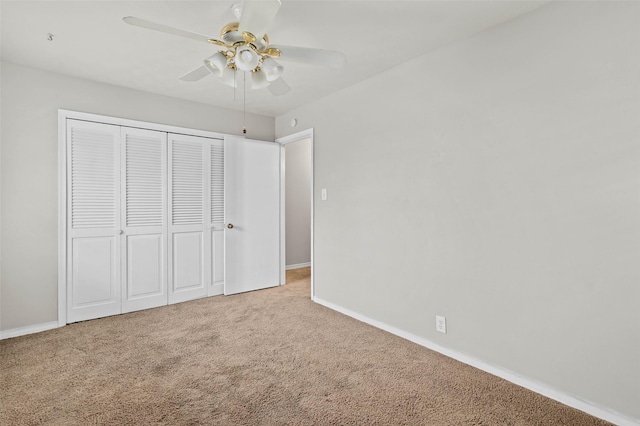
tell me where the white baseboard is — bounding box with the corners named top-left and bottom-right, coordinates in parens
top-left (285, 262), bottom-right (311, 271)
top-left (313, 297), bottom-right (639, 426)
top-left (0, 321), bottom-right (60, 340)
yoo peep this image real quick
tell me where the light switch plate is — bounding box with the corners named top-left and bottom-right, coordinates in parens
top-left (436, 316), bottom-right (447, 334)
top-left (321, 188), bottom-right (327, 201)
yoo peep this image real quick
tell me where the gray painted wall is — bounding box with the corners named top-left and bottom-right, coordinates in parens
top-left (276, 1), bottom-right (639, 421)
top-left (285, 138), bottom-right (312, 267)
top-left (0, 61), bottom-right (274, 331)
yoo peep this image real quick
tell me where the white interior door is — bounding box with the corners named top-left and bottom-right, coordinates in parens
top-left (121, 127), bottom-right (168, 313)
top-left (168, 134), bottom-right (211, 304)
top-left (66, 119), bottom-right (121, 323)
top-left (224, 137), bottom-right (281, 295)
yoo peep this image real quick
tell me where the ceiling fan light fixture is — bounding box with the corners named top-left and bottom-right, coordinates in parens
top-left (234, 45), bottom-right (260, 71)
top-left (203, 52), bottom-right (228, 77)
top-left (252, 69), bottom-right (269, 89)
top-left (123, 0), bottom-right (346, 97)
top-left (261, 57), bottom-right (283, 81)
top-left (220, 67), bottom-right (238, 88)
top-left (221, 22), bottom-right (243, 45)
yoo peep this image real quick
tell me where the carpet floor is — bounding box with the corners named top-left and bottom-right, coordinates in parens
top-left (0, 268), bottom-right (610, 425)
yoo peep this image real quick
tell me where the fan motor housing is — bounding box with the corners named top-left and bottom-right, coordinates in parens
top-left (220, 22), bottom-right (268, 49)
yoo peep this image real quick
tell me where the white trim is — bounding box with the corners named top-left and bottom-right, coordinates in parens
top-left (285, 262), bottom-right (311, 271)
top-left (276, 129), bottom-right (313, 145)
top-left (58, 111), bottom-right (68, 327)
top-left (279, 144), bottom-right (286, 285)
top-left (313, 297), bottom-right (640, 426)
top-left (276, 129), bottom-right (315, 299)
top-left (58, 109), bottom-right (234, 328)
top-left (57, 110), bottom-right (227, 140)
top-left (0, 321), bottom-right (60, 340)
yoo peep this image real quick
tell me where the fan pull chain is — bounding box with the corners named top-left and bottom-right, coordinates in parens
top-left (242, 72), bottom-right (247, 134)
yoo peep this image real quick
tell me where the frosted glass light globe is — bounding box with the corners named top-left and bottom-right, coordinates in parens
top-left (235, 46), bottom-right (259, 71)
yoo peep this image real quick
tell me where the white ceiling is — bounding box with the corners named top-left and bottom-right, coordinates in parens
top-left (1, 0), bottom-right (549, 117)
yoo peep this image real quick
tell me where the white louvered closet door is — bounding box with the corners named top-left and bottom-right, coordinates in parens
top-left (168, 134), bottom-right (212, 304)
top-left (121, 127), bottom-right (168, 313)
top-left (67, 120), bottom-right (121, 323)
top-left (209, 139), bottom-right (225, 296)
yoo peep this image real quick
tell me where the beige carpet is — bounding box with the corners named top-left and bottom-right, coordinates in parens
top-left (0, 268), bottom-right (610, 425)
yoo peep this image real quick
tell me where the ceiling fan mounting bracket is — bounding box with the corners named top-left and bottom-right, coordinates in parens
top-left (231, 3), bottom-right (243, 21)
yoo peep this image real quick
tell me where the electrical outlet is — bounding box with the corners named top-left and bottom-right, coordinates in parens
top-left (436, 316), bottom-right (447, 334)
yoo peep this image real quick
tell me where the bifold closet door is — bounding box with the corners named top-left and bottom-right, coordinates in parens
top-left (66, 120), bottom-right (225, 322)
top-left (66, 120), bottom-right (121, 323)
top-left (168, 134), bottom-right (211, 304)
top-left (209, 139), bottom-right (225, 296)
top-left (121, 127), bottom-right (168, 313)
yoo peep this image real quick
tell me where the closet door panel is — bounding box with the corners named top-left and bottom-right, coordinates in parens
top-left (71, 236), bottom-right (118, 308)
top-left (172, 232), bottom-right (204, 291)
top-left (126, 234), bottom-right (164, 299)
top-left (210, 140), bottom-right (225, 296)
top-left (66, 119), bottom-right (121, 323)
top-left (211, 230), bottom-right (224, 295)
top-left (121, 127), bottom-right (168, 313)
top-left (168, 134), bottom-right (211, 304)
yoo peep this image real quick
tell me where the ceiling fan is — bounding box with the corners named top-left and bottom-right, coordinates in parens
top-left (123, 0), bottom-right (346, 96)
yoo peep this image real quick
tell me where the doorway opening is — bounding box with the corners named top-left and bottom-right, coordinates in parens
top-left (277, 129), bottom-right (314, 299)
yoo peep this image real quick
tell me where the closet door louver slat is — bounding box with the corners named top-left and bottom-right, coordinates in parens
top-left (71, 128), bottom-right (117, 229)
top-left (211, 143), bottom-right (224, 226)
top-left (171, 141), bottom-right (204, 225)
top-left (125, 134), bottom-right (164, 228)
top-left (209, 140), bottom-right (225, 295)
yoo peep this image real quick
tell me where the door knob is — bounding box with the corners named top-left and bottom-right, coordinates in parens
top-left (227, 223), bottom-right (234, 229)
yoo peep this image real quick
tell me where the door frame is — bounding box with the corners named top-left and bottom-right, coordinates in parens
top-left (58, 109), bottom-right (227, 326)
top-left (276, 128), bottom-right (315, 300)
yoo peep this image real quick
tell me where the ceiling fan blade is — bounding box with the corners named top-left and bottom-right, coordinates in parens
top-left (270, 45), bottom-right (346, 69)
top-left (179, 65), bottom-right (211, 82)
top-left (238, 0), bottom-right (281, 41)
top-left (268, 77), bottom-right (290, 96)
top-left (123, 16), bottom-right (213, 44)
